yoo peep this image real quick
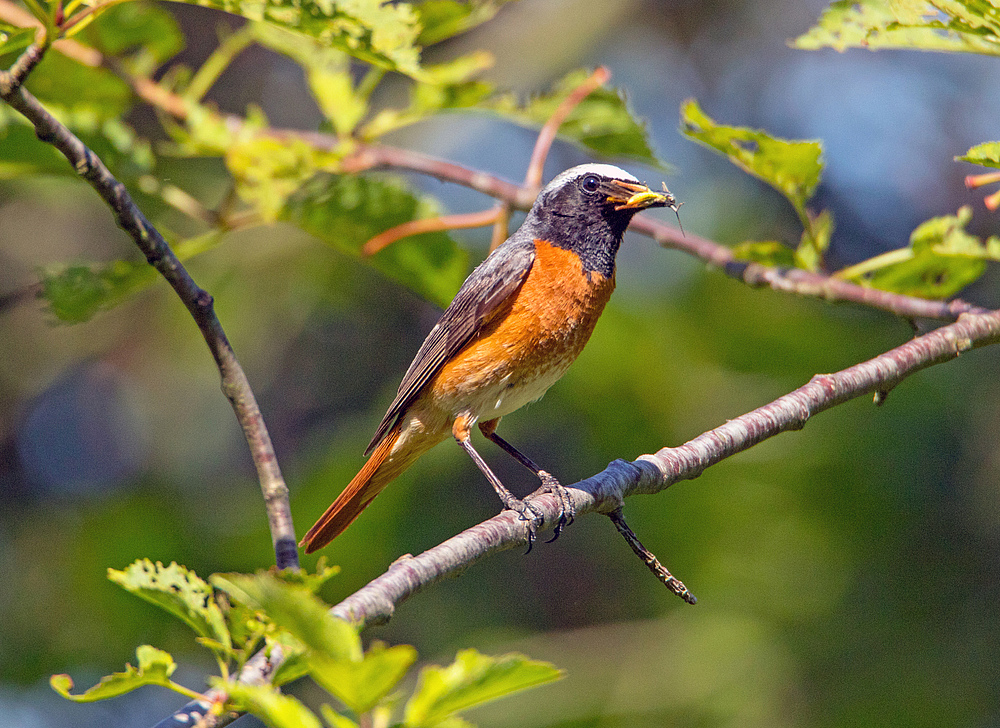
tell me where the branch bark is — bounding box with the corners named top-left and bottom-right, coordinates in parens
top-left (0, 50), bottom-right (298, 571)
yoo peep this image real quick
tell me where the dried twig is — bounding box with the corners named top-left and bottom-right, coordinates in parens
top-left (607, 508), bottom-right (696, 604)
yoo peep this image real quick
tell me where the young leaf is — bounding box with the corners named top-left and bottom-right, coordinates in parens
top-left (211, 572), bottom-right (362, 663)
top-left (958, 141), bottom-right (1000, 168)
top-left (108, 560), bottom-right (232, 652)
top-left (51, 646), bottom-right (179, 702)
top-left (486, 69), bottom-right (661, 165)
top-left (680, 98), bottom-right (823, 214)
top-left (219, 681), bottom-right (323, 728)
top-left (169, 0), bottom-right (423, 76)
top-left (281, 173), bottom-right (469, 308)
top-left (310, 641), bottom-right (417, 714)
top-left (795, 209), bottom-right (834, 271)
top-left (837, 206), bottom-right (1000, 298)
top-left (793, 0), bottom-right (1000, 56)
top-left (403, 650), bottom-right (562, 727)
top-left (731, 240), bottom-right (797, 268)
top-left (414, 0), bottom-right (515, 45)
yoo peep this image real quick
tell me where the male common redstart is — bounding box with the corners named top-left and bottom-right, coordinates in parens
top-left (301, 164), bottom-right (677, 553)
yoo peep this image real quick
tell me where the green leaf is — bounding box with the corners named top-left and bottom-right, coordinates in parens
top-left (0, 25), bottom-right (37, 68)
top-left (731, 240), bottom-right (797, 268)
top-left (795, 209), bottom-right (834, 271)
top-left (281, 174), bottom-right (469, 308)
top-left (403, 650), bottom-right (562, 727)
top-left (25, 52), bottom-right (132, 119)
top-left (958, 141), bottom-right (1000, 168)
top-left (680, 98), bottom-right (823, 214)
top-left (108, 560), bottom-right (232, 652)
top-left (211, 572), bottom-right (362, 663)
top-left (170, 0), bottom-right (423, 76)
top-left (310, 641), bottom-right (417, 714)
top-left (414, 0), bottom-right (514, 45)
top-left (82, 1), bottom-right (184, 68)
top-left (51, 645), bottom-right (178, 702)
top-left (39, 231), bottom-right (222, 323)
top-left (793, 0), bottom-right (1000, 56)
top-left (487, 69), bottom-right (661, 165)
top-left (320, 705), bottom-right (361, 728)
top-left (220, 681), bottom-right (323, 728)
top-left (40, 260), bottom-right (156, 323)
top-left (838, 206), bottom-right (1000, 298)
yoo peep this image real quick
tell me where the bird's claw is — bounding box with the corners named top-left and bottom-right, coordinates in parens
top-left (534, 471), bottom-right (575, 543)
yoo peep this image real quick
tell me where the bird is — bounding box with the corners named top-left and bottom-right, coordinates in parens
top-left (301, 163), bottom-right (678, 553)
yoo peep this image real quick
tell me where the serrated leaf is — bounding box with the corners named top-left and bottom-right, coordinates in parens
top-left (219, 681), bottom-right (323, 728)
top-left (211, 572), bottom-right (362, 663)
top-left (403, 650), bottom-right (562, 727)
top-left (109, 560), bottom-right (232, 652)
top-left (838, 206), bottom-right (1000, 297)
top-left (958, 141), bottom-right (1000, 168)
top-left (681, 98), bottom-right (823, 214)
top-left (273, 558), bottom-right (341, 594)
top-left (281, 174), bottom-right (469, 307)
top-left (487, 69), bottom-right (661, 165)
top-left (794, 0), bottom-right (1000, 56)
top-left (39, 231), bottom-right (222, 323)
top-left (171, 0), bottom-right (423, 75)
top-left (311, 641), bottom-right (417, 714)
top-left (51, 645), bottom-right (177, 702)
top-left (731, 240), bottom-right (797, 267)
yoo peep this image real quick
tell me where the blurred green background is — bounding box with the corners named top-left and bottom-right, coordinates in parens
top-left (3, 0), bottom-right (1000, 726)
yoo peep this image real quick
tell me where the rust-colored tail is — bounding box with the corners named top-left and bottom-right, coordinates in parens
top-left (300, 424), bottom-right (440, 553)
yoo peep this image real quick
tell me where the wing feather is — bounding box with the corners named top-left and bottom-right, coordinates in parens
top-left (365, 240), bottom-right (537, 454)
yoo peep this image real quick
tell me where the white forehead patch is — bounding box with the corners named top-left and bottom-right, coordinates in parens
top-left (544, 163), bottom-right (638, 192)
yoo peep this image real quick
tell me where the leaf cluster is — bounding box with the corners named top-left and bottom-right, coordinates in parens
top-left (51, 560), bottom-right (561, 728)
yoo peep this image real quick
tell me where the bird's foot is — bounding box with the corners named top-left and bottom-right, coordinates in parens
top-left (532, 471), bottom-right (575, 543)
top-left (500, 494), bottom-right (544, 553)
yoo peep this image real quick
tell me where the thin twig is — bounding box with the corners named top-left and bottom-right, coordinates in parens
top-left (362, 208), bottom-right (503, 256)
top-left (607, 508), bottom-right (696, 604)
top-left (523, 66), bottom-right (612, 193)
top-left (0, 70), bottom-right (299, 572)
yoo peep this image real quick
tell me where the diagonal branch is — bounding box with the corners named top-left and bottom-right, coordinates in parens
top-left (158, 304), bottom-right (1000, 728)
top-left (0, 53), bottom-right (299, 571)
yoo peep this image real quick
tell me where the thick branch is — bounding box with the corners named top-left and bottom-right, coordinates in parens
top-left (164, 306), bottom-right (1000, 728)
top-left (0, 67), bottom-right (298, 571)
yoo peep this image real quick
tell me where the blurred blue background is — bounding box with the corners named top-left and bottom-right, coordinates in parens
top-left (2, 0), bottom-right (1000, 726)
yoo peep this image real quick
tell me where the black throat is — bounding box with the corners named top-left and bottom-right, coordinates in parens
top-left (525, 206), bottom-right (634, 279)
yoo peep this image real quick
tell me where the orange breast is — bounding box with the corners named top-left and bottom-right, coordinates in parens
top-left (430, 239), bottom-right (615, 418)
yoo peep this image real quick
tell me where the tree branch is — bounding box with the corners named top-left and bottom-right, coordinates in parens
top-left (158, 305), bottom-right (1000, 728)
top-left (0, 55), bottom-right (299, 571)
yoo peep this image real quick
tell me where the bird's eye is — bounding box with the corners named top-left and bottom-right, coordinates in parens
top-left (581, 175), bottom-right (601, 194)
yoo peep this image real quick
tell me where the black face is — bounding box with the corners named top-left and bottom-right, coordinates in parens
top-left (527, 170), bottom-right (669, 278)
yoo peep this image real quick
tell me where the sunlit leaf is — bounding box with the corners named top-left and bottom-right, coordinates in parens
top-left (220, 681), bottom-right (323, 728)
top-left (487, 69), bottom-right (661, 165)
top-left (51, 646), bottom-right (178, 702)
top-left (109, 560), bottom-right (232, 651)
top-left (680, 98), bottom-right (823, 214)
top-left (838, 206), bottom-right (1000, 298)
top-left (320, 705), bottom-right (360, 728)
top-left (403, 650), bottom-right (562, 727)
top-left (414, 0), bottom-right (515, 45)
top-left (794, 0), bottom-right (1000, 56)
top-left (958, 141), bottom-right (1000, 168)
top-left (310, 641), bottom-right (417, 714)
top-left (211, 572), bottom-right (362, 663)
top-left (171, 0), bottom-right (423, 75)
top-left (795, 209), bottom-right (834, 271)
top-left (282, 173), bottom-right (469, 307)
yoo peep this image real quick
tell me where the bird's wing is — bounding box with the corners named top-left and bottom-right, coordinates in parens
top-left (365, 240), bottom-right (537, 454)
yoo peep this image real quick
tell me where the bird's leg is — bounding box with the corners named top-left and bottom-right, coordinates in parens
top-left (453, 416), bottom-right (543, 550)
top-left (478, 419), bottom-right (575, 541)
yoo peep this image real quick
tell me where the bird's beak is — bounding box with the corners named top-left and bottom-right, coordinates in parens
top-left (606, 179), bottom-right (677, 211)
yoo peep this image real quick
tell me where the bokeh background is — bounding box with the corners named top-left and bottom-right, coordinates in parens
top-left (3, 0), bottom-right (1000, 726)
